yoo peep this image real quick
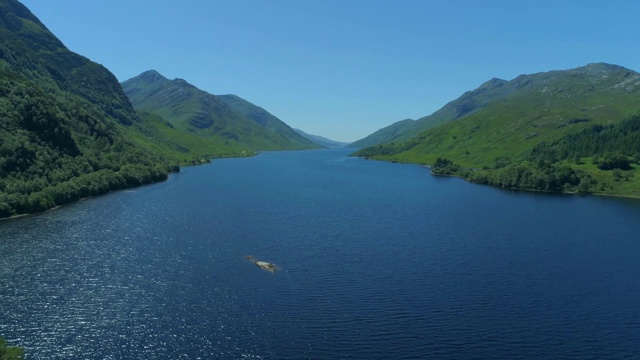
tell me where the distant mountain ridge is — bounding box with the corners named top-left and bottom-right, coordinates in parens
top-left (216, 94), bottom-right (318, 148)
top-left (293, 129), bottom-right (347, 147)
top-left (351, 63), bottom-right (640, 148)
top-left (122, 71), bottom-right (320, 151)
top-left (349, 119), bottom-right (416, 148)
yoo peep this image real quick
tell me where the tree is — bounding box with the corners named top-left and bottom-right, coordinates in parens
top-left (612, 168), bottom-right (623, 181)
top-left (0, 200), bottom-right (11, 218)
top-left (433, 158), bottom-right (453, 169)
top-left (0, 338), bottom-right (24, 360)
top-left (598, 153), bottom-right (631, 170)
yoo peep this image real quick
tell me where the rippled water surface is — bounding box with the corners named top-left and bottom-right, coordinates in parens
top-left (1, 148), bottom-right (640, 359)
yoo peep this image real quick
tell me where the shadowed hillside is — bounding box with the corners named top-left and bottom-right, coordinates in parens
top-left (0, 0), bottom-right (177, 218)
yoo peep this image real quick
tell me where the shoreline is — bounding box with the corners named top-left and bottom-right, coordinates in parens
top-left (1, 149), bottom-right (258, 222)
top-left (365, 156), bottom-right (640, 200)
top-left (4, 152), bottom-right (639, 223)
top-left (0, 169), bottom-right (181, 223)
top-left (436, 169), bottom-right (640, 200)
top-left (0, 148), bottom-right (322, 222)
top-left (0, 187), bottom-right (150, 223)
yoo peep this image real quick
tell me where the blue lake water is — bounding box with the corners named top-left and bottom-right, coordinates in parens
top-left (1, 148), bottom-right (640, 359)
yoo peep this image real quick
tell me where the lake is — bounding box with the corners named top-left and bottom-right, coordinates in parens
top-left (1, 148), bottom-right (639, 359)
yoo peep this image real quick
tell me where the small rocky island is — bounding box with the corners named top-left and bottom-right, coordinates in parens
top-left (245, 255), bottom-right (277, 273)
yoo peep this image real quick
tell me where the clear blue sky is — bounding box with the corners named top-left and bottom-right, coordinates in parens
top-left (21, 0), bottom-right (640, 142)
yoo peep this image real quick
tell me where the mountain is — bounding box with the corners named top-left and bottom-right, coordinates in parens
top-left (355, 63), bottom-right (640, 196)
top-left (352, 64), bottom-right (640, 148)
top-left (216, 94), bottom-right (320, 149)
top-left (0, 0), bottom-right (138, 125)
top-left (121, 71), bottom-right (320, 151)
top-left (358, 63), bottom-right (640, 165)
top-left (350, 77), bottom-right (512, 147)
top-left (0, 0), bottom-right (177, 218)
top-left (349, 119), bottom-right (416, 148)
top-left (293, 129), bottom-right (347, 147)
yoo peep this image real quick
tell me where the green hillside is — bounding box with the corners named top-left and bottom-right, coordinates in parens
top-left (123, 111), bottom-right (256, 165)
top-left (349, 119), bottom-right (416, 148)
top-left (0, 0), bottom-right (178, 219)
top-left (351, 64), bottom-right (640, 148)
top-left (349, 77), bottom-right (512, 147)
top-left (217, 94), bottom-right (320, 149)
top-left (122, 71), bottom-right (320, 151)
top-left (293, 128), bottom-right (347, 147)
top-left (355, 63), bottom-right (640, 196)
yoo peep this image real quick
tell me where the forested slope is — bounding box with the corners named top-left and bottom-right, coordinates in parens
top-left (0, 0), bottom-right (174, 218)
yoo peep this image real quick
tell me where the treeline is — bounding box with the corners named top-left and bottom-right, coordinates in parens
top-left (0, 74), bottom-right (177, 219)
top-left (467, 161), bottom-right (589, 193)
top-left (431, 157), bottom-right (589, 192)
top-left (529, 114), bottom-right (640, 163)
top-left (0, 165), bottom-right (169, 218)
top-left (430, 114), bottom-right (640, 193)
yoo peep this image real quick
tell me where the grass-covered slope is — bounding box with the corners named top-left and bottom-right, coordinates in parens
top-left (348, 119), bottom-right (416, 148)
top-left (0, 0), bottom-right (178, 219)
top-left (351, 63), bottom-right (640, 148)
top-left (349, 77), bottom-right (511, 147)
top-left (293, 128), bottom-right (347, 147)
top-left (355, 63), bottom-right (640, 196)
top-left (217, 94), bottom-right (320, 149)
top-left (123, 111), bottom-right (256, 165)
top-left (122, 71), bottom-right (320, 151)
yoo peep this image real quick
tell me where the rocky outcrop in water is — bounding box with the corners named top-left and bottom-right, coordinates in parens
top-left (245, 255), bottom-right (277, 273)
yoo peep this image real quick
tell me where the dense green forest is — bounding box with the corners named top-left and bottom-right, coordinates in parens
top-left (527, 116), bottom-right (640, 164)
top-left (0, 337), bottom-right (23, 359)
top-left (0, 73), bottom-right (174, 218)
top-left (0, 0), bottom-right (181, 219)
